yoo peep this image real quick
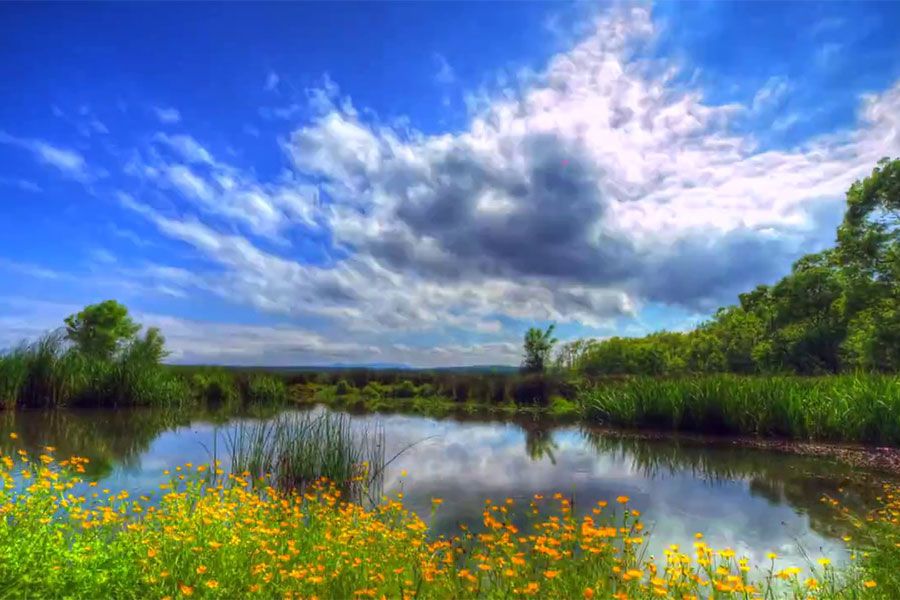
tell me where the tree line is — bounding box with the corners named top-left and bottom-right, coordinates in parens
top-left (527, 158), bottom-right (899, 376)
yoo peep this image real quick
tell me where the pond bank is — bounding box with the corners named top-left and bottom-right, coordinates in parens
top-left (295, 392), bottom-right (900, 478)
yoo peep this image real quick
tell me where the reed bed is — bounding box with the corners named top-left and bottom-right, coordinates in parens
top-left (225, 411), bottom-right (384, 498)
top-left (580, 374), bottom-right (900, 445)
top-left (0, 334), bottom-right (289, 410)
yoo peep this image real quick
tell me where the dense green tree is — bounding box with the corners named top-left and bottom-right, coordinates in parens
top-left (521, 325), bottom-right (558, 373)
top-left (64, 300), bottom-right (141, 360)
top-left (564, 158), bottom-right (900, 377)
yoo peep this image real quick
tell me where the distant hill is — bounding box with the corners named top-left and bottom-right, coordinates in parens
top-left (176, 363), bottom-right (519, 373)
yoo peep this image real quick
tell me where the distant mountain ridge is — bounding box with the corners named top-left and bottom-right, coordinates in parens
top-left (182, 363), bottom-right (519, 373)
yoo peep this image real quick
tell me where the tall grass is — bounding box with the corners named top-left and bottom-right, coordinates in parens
top-left (226, 411), bottom-right (384, 497)
top-left (0, 331), bottom-right (187, 409)
top-left (581, 374), bottom-right (900, 444)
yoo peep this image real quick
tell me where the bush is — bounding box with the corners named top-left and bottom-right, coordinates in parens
top-left (393, 380), bottom-right (417, 398)
top-left (334, 379), bottom-right (354, 396)
top-left (245, 374), bottom-right (287, 405)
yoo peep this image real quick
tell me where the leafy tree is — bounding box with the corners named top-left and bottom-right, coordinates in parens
top-left (521, 325), bottom-right (558, 373)
top-left (64, 300), bottom-right (141, 360)
top-left (126, 327), bottom-right (170, 364)
top-left (564, 159), bottom-right (900, 376)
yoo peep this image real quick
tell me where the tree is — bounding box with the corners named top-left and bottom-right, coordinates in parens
top-left (64, 300), bottom-right (141, 360)
top-left (558, 158), bottom-right (900, 377)
top-left (125, 326), bottom-right (170, 364)
top-left (521, 325), bottom-right (558, 373)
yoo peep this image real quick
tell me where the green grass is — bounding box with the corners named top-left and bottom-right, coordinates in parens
top-left (580, 374), bottom-right (900, 444)
top-left (0, 332), bottom-right (188, 409)
top-left (225, 411), bottom-right (384, 497)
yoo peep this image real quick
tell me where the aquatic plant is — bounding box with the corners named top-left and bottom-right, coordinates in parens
top-left (225, 411), bottom-right (383, 497)
top-left (581, 374), bottom-right (900, 444)
top-left (0, 332), bottom-right (187, 409)
top-left (243, 374), bottom-right (287, 405)
top-left (1, 441), bottom-right (892, 598)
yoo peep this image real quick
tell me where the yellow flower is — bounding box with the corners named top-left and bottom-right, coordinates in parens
top-left (543, 570), bottom-right (559, 579)
top-left (817, 558), bottom-right (831, 567)
top-left (766, 552), bottom-right (777, 560)
top-left (196, 565), bottom-right (207, 574)
top-left (616, 495), bottom-right (629, 504)
top-left (400, 470), bottom-right (408, 477)
top-left (179, 584), bottom-right (194, 596)
top-left (9, 433), bottom-right (18, 440)
top-left (205, 580), bottom-right (219, 589)
top-left (864, 581), bottom-right (877, 589)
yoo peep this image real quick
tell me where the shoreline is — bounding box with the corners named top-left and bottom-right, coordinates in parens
top-left (297, 394), bottom-right (900, 478)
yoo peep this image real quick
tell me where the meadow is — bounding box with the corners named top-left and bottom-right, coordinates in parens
top-left (0, 439), bottom-right (895, 599)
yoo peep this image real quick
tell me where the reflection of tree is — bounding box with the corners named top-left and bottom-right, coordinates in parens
top-left (0, 408), bottom-right (194, 479)
top-left (579, 427), bottom-right (879, 541)
top-left (523, 422), bottom-right (558, 464)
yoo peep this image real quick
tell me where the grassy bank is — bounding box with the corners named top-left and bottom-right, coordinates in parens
top-left (0, 445), bottom-right (893, 599)
top-left (580, 374), bottom-right (900, 445)
top-left (0, 333), bottom-right (287, 410)
top-left (4, 336), bottom-right (900, 446)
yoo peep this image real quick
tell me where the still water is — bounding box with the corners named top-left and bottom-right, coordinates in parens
top-left (0, 405), bottom-right (886, 570)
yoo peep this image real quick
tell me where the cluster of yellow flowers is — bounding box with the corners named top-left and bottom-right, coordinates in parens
top-left (0, 433), bottom-right (888, 599)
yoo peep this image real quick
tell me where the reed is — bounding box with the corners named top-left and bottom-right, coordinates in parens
top-left (580, 374), bottom-right (900, 444)
top-left (225, 411), bottom-right (384, 497)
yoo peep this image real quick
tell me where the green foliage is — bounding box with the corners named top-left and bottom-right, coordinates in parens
top-left (187, 369), bottom-right (238, 406)
top-left (393, 379), bottom-right (417, 398)
top-left (245, 374), bottom-right (287, 405)
top-left (226, 412), bottom-right (384, 495)
top-left (63, 300), bottom-right (141, 360)
top-left (334, 379), bottom-right (354, 396)
top-left (0, 330), bottom-right (185, 409)
top-left (521, 324), bottom-right (558, 373)
top-left (581, 374), bottom-right (900, 444)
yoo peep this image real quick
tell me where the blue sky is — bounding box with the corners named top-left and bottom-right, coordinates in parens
top-left (2, 2), bottom-right (899, 366)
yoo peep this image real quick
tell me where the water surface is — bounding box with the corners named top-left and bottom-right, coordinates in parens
top-left (1, 405), bottom-right (886, 571)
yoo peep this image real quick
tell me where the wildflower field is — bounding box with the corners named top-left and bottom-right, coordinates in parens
top-left (0, 437), bottom-right (896, 599)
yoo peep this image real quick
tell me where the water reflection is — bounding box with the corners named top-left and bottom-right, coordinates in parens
top-left (0, 406), bottom-right (889, 569)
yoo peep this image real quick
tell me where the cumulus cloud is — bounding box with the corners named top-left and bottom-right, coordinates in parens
top-left (27, 6), bottom-right (898, 365)
top-left (279, 6), bottom-right (899, 313)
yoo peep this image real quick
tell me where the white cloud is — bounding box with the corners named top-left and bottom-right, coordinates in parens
top-left (0, 131), bottom-right (91, 181)
top-left (0, 177), bottom-right (42, 193)
top-left (752, 76), bottom-right (790, 113)
top-left (152, 106), bottom-right (182, 124)
top-left (19, 6), bottom-right (900, 366)
top-left (434, 53), bottom-right (455, 85)
top-left (265, 71), bottom-right (280, 92)
top-left (154, 133), bottom-right (215, 164)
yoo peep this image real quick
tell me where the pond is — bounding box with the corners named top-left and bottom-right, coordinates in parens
top-left (0, 405), bottom-right (888, 571)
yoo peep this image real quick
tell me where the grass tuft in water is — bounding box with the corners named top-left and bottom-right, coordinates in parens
top-left (226, 411), bottom-right (384, 497)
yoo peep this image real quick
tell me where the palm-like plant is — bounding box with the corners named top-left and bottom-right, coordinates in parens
top-left (521, 324), bottom-right (558, 373)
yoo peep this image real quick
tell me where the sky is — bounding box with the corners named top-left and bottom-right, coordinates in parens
top-left (1, 2), bottom-right (899, 367)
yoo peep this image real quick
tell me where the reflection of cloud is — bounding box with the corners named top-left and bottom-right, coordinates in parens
top-left (0, 403), bottom-right (852, 571)
top-left (346, 413), bottom-right (848, 567)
